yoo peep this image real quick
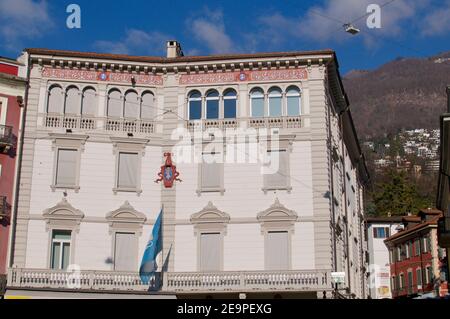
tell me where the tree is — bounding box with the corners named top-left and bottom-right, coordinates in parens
top-left (372, 169), bottom-right (428, 216)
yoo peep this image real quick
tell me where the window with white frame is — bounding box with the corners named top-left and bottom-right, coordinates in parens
top-left (223, 89), bottom-right (237, 118)
top-left (141, 91), bottom-right (155, 120)
top-left (268, 87), bottom-right (282, 117)
top-left (250, 88), bottom-right (265, 117)
top-left (205, 90), bottom-right (219, 119)
top-left (286, 86), bottom-right (301, 116)
top-left (199, 232), bottom-right (221, 271)
top-left (81, 87), bottom-right (97, 116)
top-left (117, 152), bottom-right (139, 190)
top-left (124, 90), bottom-right (139, 119)
top-left (373, 227), bottom-right (390, 239)
top-left (114, 232), bottom-right (138, 271)
top-left (188, 90), bottom-right (202, 120)
top-left (265, 231), bottom-right (289, 270)
top-left (263, 149), bottom-right (290, 190)
top-left (50, 230), bottom-right (71, 270)
top-left (55, 149), bottom-right (78, 187)
top-left (47, 85), bottom-right (64, 113)
top-left (416, 268), bottom-right (422, 286)
top-left (107, 89), bottom-right (122, 118)
top-left (65, 86), bottom-right (81, 115)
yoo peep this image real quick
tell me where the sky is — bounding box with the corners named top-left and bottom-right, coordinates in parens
top-left (0, 0), bottom-right (449, 74)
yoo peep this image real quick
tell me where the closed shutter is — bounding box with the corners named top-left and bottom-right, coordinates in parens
top-left (266, 231), bottom-right (289, 270)
top-left (118, 152), bottom-right (138, 188)
top-left (56, 149), bottom-right (77, 186)
top-left (200, 233), bottom-right (221, 271)
top-left (201, 160), bottom-right (221, 189)
top-left (265, 150), bottom-right (288, 188)
top-left (114, 232), bottom-right (137, 271)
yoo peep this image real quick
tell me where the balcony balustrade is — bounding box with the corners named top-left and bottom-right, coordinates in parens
top-left (187, 116), bottom-right (303, 132)
top-left (7, 268), bottom-right (330, 293)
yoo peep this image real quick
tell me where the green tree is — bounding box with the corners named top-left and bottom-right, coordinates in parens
top-left (372, 169), bottom-right (427, 216)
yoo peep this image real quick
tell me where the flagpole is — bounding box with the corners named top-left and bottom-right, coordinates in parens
top-left (160, 203), bottom-right (164, 290)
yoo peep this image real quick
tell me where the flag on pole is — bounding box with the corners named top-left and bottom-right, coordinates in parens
top-left (139, 208), bottom-right (162, 284)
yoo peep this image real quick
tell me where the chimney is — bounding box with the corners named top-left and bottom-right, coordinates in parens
top-left (166, 41), bottom-right (183, 58)
top-left (447, 85), bottom-right (450, 113)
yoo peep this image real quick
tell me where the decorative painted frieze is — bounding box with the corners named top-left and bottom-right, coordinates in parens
top-left (42, 67), bottom-right (163, 85)
top-left (180, 68), bottom-right (308, 85)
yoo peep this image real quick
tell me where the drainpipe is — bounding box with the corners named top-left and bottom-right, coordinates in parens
top-left (8, 53), bottom-right (30, 268)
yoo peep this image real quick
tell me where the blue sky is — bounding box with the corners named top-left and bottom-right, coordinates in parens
top-left (1, 0), bottom-right (450, 74)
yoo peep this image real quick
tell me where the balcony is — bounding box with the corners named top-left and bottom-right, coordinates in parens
top-left (44, 114), bottom-right (155, 134)
top-left (0, 196), bottom-right (10, 221)
top-left (7, 268), bottom-right (330, 293)
top-left (0, 124), bottom-right (16, 154)
top-left (187, 116), bottom-right (303, 132)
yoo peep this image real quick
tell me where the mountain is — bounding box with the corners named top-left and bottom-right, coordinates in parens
top-left (343, 52), bottom-right (450, 139)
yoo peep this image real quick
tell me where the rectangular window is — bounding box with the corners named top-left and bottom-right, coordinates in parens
top-left (400, 274), bottom-right (405, 289)
top-left (416, 268), bottom-right (422, 286)
top-left (199, 233), bottom-right (221, 271)
top-left (206, 99), bottom-right (219, 119)
top-left (415, 239), bottom-right (421, 256)
top-left (251, 97), bottom-right (264, 117)
top-left (287, 96), bottom-right (300, 116)
top-left (263, 150), bottom-right (289, 190)
top-left (114, 232), bottom-right (137, 271)
top-left (223, 98), bottom-right (236, 118)
top-left (426, 266), bottom-right (433, 284)
top-left (189, 100), bottom-right (202, 120)
top-left (199, 153), bottom-right (223, 192)
top-left (55, 149), bottom-right (77, 186)
top-left (373, 227), bottom-right (389, 239)
top-left (266, 231), bottom-right (289, 270)
top-left (408, 271), bottom-right (413, 289)
top-left (269, 96), bottom-right (282, 117)
top-left (117, 152), bottom-right (138, 189)
top-left (51, 230), bottom-right (71, 270)
top-left (397, 246), bottom-right (402, 262)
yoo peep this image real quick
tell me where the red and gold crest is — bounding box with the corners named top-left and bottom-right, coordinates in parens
top-left (155, 152), bottom-right (181, 188)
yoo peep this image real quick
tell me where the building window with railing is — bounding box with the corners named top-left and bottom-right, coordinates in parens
top-left (268, 87), bottom-right (282, 117)
top-left (286, 86), bottom-right (301, 116)
top-left (250, 87), bottom-right (265, 117)
top-left (188, 90), bottom-right (202, 120)
top-left (223, 89), bottom-right (237, 118)
top-left (205, 90), bottom-right (219, 119)
top-left (107, 89), bottom-right (123, 118)
top-left (47, 85), bottom-right (64, 113)
top-left (416, 268), bottom-right (422, 287)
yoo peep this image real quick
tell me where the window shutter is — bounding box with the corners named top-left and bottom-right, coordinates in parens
top-left (65, 87), bottom-right (81, 114)
top-left (118, 152), bottom-right (138, 188)
top-left (56, 149), bottom-right (77, 186)
top-left (114, 232), bottom-right (137, 271)
top-left (266, 231), bottom-right (289, 270)
top-left (200, 233), bottom-right (221, 271)
top-left (265, 150), bottom-right (288, 188)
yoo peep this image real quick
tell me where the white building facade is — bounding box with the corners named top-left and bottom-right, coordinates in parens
top-left (6, 42), bottom-right (369, 299)
top-left (366, 217), bottom-right (402, 299)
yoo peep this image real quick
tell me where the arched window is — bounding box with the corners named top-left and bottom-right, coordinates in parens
top-left (286, 86), bottom-right (301, 116)
top-left (223, 89), bottom-right (237, 119)
top-left (188, 90), bottom-right (202, 120)
top-left (81, 87), bottom-right (97, 116)
top-left (268, 87), bottom-right (282, 117)
top-left (205, 90), bottom-right (219, 119)
top-left (65, 86), bottom-right (81, 115)
top-left (47, 85), bottom-right (64, 113)
top-left (124, 90), bottom-right (139, 119)
top-left (107, 89), bottom-right (122, 118)
top-left (250, 88), bottom-right (264, 118)
top-left (141, 91), bottom-right (155, 120)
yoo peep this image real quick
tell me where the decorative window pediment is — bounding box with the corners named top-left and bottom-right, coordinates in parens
top-left (257, 198), bottom-right (297, 234)
top-left (191, 202), bottom-right (230, 235)
top-left (43, 197), bottom-right (84, 231)
top-left (106, 201), bottom-right (146, 234)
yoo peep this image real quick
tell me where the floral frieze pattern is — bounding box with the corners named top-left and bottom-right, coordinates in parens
top-left (180, 68), bottom-right (307, 85)
top-left (42, 67), bottom-right (163, 85)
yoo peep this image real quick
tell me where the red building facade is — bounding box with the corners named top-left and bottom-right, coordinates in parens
top-left (0, 56), bottom-right (26, 295)
top-left (385, 209), bottom-right (449, 298)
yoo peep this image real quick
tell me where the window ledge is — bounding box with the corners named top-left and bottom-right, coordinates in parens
top-left (262, 186), bottom-right (292, 194)
top-left (50, 185), bottom-right (80, 193)
top-left (113, 187), bottom-right (143, 195)
top-left (196, 188), bottom-right (225, 196)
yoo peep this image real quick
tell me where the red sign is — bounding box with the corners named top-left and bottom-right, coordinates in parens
top-left (155, 153), bottom-right (181, 188)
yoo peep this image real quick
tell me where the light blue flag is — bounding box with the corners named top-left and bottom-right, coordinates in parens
top-left (139, 208), bottom-right (162, 284)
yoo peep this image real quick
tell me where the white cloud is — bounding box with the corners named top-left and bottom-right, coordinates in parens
top-left (0, 0), bottom-right (53, 51)
top-left (93, 29), bottom-right (170, 55)
top-left (421, 0), bottom-right (450, 36)
top-left (187, 8), bottom-right (235, 54)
